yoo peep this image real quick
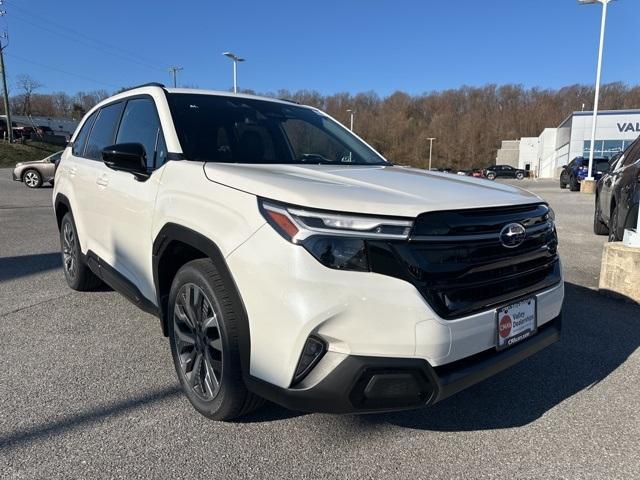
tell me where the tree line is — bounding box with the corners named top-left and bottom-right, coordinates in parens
top-left (4, 74), bottom-right (640, 169)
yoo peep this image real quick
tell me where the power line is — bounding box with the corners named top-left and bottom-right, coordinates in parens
top-left (168, 66), bottom-right (183, 87)
top-left (8, 13), bottom-right (166, 73)
top-left (5, 52), bottom-right (120, 89)
top-left (4, 0), bottom-right (166, 69)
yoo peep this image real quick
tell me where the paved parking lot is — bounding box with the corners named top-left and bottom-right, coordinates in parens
top-left (1, 170), bottom-right (638, 479)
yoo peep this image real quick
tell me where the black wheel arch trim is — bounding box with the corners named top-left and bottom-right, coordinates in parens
top-left (54, 193), bottom-right (72, 229)
top-left (152, 222), bottom-right (252, 381)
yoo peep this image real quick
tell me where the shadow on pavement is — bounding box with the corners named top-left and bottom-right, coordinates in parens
top-left (362, 282), bottom-right (640, 431)
top-left (0, 252), bottom-right (61, 282)
top-left (0, 385), bottom-right (183, 452)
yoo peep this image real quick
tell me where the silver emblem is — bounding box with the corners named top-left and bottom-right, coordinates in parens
top-left (499, 223), bottom-right (526, 248)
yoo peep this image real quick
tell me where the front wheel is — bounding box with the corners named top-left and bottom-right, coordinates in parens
top-left (168, 258), bottom-right (263, 421)
top-left (486, 172), bottom-right (496, 180)
top-left (569, 175), bottom-right (580, 192)
top-left (593, 198), bottom-right (609, 235)
top-left (59, 213), bottom-right (102, 291)
top-left (23, 169), bottom-right (42, 188)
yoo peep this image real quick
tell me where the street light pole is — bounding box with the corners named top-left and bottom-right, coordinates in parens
top-left (427, 137), bottom-right (436, 170)
top-left (579, 0), bottom-right (614, 181)
top-left (223, 52), bottom-right (245, 93)
top-left (346, 109), bottom-right (355, 131)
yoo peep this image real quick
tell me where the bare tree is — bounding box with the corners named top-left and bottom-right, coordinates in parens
top-left (15, 74), bottom-right (44, 115)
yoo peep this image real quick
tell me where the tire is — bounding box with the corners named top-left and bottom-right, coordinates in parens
top-left (516, 172), bottom-right (524, 180)
top-left (23, 169), bottom-right (42, 188)
top-left (168, 258), bottom-right (263, 421)
top-left (486, 172), bottom-right (496, 180)
top-left (608, 204), bottom-right (621, 242)
top-left (560, 179), bottom-right (567, 189)
top-left (59, 212), bottom-right (102, 291)
top-left (593, 197), bottom-right (609, 235)
top-left (569, 175), bottom-right (580, 192)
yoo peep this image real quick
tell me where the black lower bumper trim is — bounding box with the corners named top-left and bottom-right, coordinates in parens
top-left (246, 313), bottom-right (561, 414)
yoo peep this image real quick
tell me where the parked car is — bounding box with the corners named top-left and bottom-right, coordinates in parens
top-left (594, 138), bottom-right (640, 241)
top-left (467, 169), bottom-right (484, 178)
top-left (36, 125), bottom-right (55, 137)
top-left (484, 165), bottom-right (527, 180)
top-left (53, 84), bottom-right (562, 421)
top-left (559, 156), bottom-right (609, 191)
top-left (12, 151), bottom-right (63, 188)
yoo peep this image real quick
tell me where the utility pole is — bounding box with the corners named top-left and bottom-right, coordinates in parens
top-left (427, 137), bottom-right (436, 170)
top-left (168, 66), bottom-right (183, 88)
top-left (0, 8), bottom-right (13, 142)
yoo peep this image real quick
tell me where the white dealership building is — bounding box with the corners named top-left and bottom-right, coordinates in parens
top-left (495, 109), bottom-right (640, 178)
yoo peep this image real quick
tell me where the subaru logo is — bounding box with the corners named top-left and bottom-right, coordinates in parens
top-left (499, 223), bottom-right (526, 248)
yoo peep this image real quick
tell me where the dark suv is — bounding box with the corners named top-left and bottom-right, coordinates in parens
top-left (560, 157), bottom-right (609, 191)
top-left (594, 138), bottom-right (640, 241)
top-left (484, 165), bottom-right (527, 180)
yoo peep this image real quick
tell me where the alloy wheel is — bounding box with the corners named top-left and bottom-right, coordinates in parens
top-left (173, 283), bottom-right (223, 401)
top-left (24, 171), bottom-right (40, 187)
top-left (62, 222), bottom-right (77, 280)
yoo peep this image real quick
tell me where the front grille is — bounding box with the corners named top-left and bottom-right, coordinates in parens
top-left (368, 203), bottom-right (560, 319)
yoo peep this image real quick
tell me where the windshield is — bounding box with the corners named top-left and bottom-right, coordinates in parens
top-left (166, 93), bottom-right (388, 165)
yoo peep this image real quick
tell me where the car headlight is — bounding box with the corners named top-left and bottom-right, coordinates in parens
top-left (259, 199), bottom-right (413, 271)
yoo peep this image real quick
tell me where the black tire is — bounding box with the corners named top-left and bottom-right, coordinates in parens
top-left (593, 197), bottom-right (609, 235)
top-left (23, 169), bottom-right (42, 188)
top-left (168, 258), bottom-right (263, 421)
top-left (569, 175), bottom-right (580, 192)
top-left (516, 172), bottom-right (524, 180)
top-left (486, 172), bottom-right (496, 180)
top-left (608, 204), bottom-right (621, 242)
top-left (59, 212), bottom-right (102, 291)
top-left (560, 179), bottom-right (567, 189)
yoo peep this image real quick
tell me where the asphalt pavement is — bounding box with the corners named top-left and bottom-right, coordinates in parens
top-left (1, 170), bottom-right (638, 479)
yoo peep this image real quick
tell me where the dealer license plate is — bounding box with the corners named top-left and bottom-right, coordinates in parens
top-left (496, 298), bottom-right (537, 351)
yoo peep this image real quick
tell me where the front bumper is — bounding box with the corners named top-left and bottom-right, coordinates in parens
top-left (12, 169), bottom-right (20, 181)
top-left (247, 312), bottom-right (561, 414)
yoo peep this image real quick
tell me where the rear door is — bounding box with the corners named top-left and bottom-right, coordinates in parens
top-left (96, 97), bottom-right (167, 302)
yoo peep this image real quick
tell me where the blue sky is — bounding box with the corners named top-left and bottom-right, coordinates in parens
top-left (2, 0), bottom-right (639, 96)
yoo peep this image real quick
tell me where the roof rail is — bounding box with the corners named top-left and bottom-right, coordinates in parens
top-left (278, 98), bottom-right (300, 105)
top-left (118, 82), bottom-right (166, 93)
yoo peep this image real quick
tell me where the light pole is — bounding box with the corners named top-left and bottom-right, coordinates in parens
top-left (579, 0), bottom-right (614, 182)
top-left (346, 109), bottom-right (355, 131)
top-left (427, 137), bottom-right (436, 170)
top-left (223, 52), bottom-right (245, 93)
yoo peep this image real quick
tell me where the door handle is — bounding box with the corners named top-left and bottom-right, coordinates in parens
top-left (96, 174), bottom-right (109, 187)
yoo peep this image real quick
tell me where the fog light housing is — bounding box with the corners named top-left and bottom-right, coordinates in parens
top-left (292, 336), bottom-right (326, 385)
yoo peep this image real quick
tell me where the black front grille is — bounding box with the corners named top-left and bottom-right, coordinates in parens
top-left (368, 203), bottom-right (561, 319)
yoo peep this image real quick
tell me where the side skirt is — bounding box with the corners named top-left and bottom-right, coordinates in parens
top-left (86, 250), bottom-right (160, 317)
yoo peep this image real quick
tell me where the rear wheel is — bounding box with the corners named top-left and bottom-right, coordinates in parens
top-left (168, 258), bottom-right (263, 421)
top-left (516, 172), bottom-right (524, 180)
top-left (59, 213), bottom-right (102, 291)
top-left (569, 175), bottom-right (580, 192)
top-left (23, 169), bottom-right (42, 188)
top-left (560, 178), bottom-right (567, 189)
top-left (486, 172), bottom-right (496, 180)
top-left (593, 197), bottom-right (609, 235)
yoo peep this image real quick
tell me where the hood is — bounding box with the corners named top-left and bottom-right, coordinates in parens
top-left (16, 159), bottom-right (47, 167)
top-left (203, 163), bottom-right (542, 217)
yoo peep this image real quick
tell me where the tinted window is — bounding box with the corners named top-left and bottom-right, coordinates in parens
top-left (72, 111), bottom-right (97, 157)
top-left (84, 102), bottom-right (125, 161)
top-left (116, 98), bottom-right (165, 169)
top-left (166, 93), bottom-right (387, 165)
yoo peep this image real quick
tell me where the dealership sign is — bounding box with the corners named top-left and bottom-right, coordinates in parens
top-left (617, 122), bottom-right (640, 133)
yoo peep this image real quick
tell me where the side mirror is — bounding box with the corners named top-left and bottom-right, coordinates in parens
top-left (102, 143), bottom-right (147, 176)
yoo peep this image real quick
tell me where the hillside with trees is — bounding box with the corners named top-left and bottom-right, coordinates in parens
top-left (5, 78), bottom-right (640, 170)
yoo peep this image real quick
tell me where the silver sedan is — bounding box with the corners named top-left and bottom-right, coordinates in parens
top-left (12, 151), bottom-right (62, 188)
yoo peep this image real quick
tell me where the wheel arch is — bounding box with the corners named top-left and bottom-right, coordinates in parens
top-left (152, 223), bottom-right (252, 379)
top-left (54, 193), bottom-right (71, 230)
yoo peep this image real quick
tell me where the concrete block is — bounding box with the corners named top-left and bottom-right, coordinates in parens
top-left (580, 179), bottom-right (597, 194)
top-left (599, 242), bottom-right (640, 304)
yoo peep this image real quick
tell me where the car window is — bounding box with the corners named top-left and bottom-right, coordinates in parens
top-left (50, 152), bottom-right (62, 162)
top-left (72, 111), bottom-right (97, 157)
top-left (503, 165), bottom-right (513, 170)
top-left (84, 102), bottom-right (125, 161)
top-left (622, 139), bottom-right (640, 167)
top-left (116, 98), bottom-right (165, 169)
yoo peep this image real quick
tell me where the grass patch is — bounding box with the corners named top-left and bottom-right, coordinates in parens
top-left (0, 141), bottom-right (63, 168)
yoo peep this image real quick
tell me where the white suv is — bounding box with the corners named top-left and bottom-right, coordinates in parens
top-left (53, 84), bottom-right (564, 420)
